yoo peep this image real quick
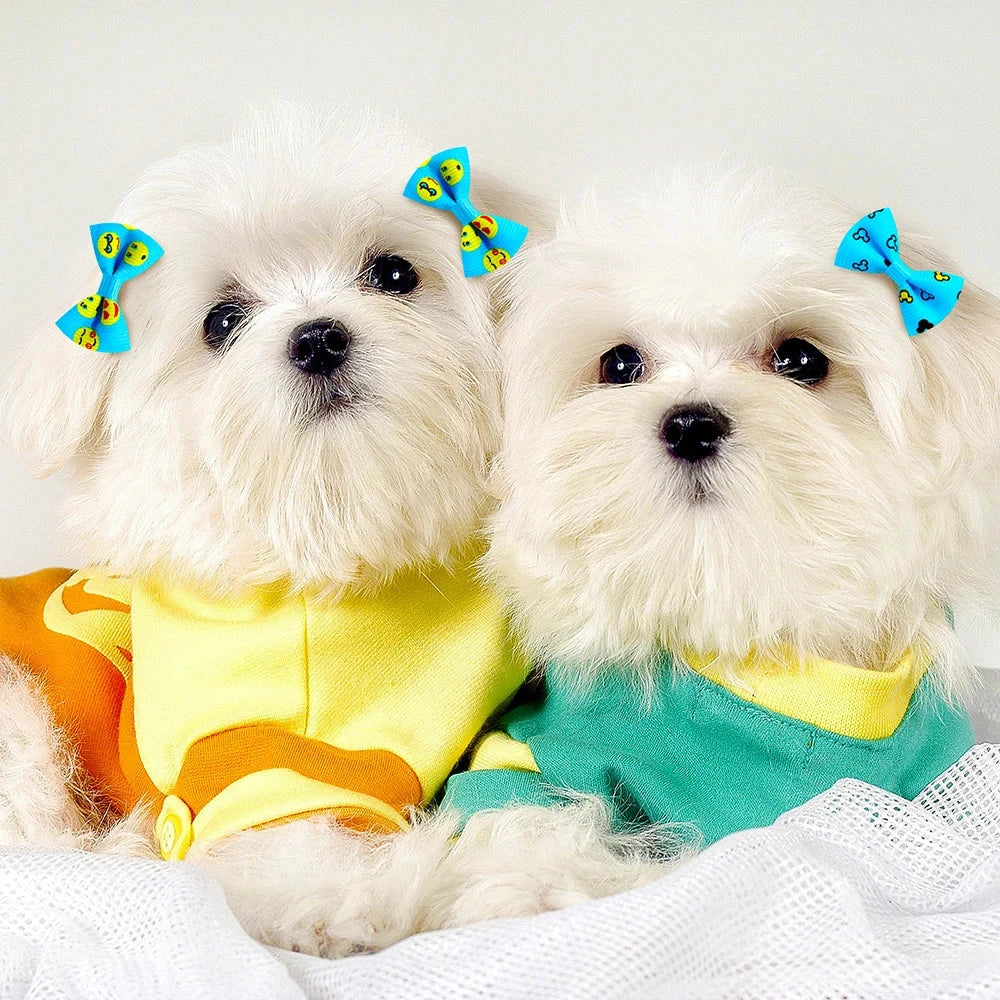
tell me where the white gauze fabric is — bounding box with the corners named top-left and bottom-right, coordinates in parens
top-left (2, 674), bottom-right (1000, 1000)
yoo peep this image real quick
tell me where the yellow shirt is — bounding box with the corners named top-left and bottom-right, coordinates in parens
top-left (0, 558), bottom-right (530, 860)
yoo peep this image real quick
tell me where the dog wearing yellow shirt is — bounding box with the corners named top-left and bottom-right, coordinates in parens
top-left (0, 106), bottom-right (542, 956)
top-left (419, 167), bottom-right (1000, 928)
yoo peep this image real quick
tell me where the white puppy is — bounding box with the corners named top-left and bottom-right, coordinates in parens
top-left (0, 107), bottom-right (541, 956)
top-left (425, 167), bottom-right (1000, 926)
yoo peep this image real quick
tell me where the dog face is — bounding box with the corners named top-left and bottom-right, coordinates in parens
top-left (2, 108), bottom-right (540, 591)
top-left (492, 168), bottom-right (1000, 682)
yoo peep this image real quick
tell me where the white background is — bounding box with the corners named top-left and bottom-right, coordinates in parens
top-left (2, 1), bottom-right (999, 664)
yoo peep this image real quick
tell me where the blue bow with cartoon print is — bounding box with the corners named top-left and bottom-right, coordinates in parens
top-left (55, 223), bottom-right (164, 353)
top-left (834, 208), bottom-right (963, 337)
top-left (403, 147), bottom-right (529, 278)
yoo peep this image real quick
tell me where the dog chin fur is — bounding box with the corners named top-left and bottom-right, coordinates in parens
top-left (0, 105), bottom-right (544, 955)
top-left (422, 165), bottom-right (1000, 929)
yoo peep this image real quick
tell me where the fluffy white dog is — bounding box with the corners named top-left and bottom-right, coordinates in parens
top-left (423, 167), bottom-right (1000, 926)
top-left (0, 107), bottom-right (542, 956)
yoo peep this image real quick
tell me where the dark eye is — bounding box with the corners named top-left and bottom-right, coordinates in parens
top-left (599, 344), bottom-right (646, 385)
top-left (203, 300), bottom-right (249, 352)
top-left (769, 337), bottom-right (829, 385)
top-left (362, 254), bottom-right (419, 295)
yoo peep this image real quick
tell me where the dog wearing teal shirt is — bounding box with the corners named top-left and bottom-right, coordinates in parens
top-left (421, 166), bottom-right (1000, 930)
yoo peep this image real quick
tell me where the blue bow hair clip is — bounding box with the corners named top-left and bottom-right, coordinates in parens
top-left (403, 147), bottom-right (528, 278)
top-left (55, 223), bottom-right (164, 353)
top-left (834, 208), bottom-right (963, 336)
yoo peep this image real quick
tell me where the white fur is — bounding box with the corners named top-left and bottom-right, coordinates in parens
top-left (0, 656), bottom-right (154, 856)
top-left (188, 811), bottom-right (460, 957)
top-left (0, 106), bottom-right (542, 953)
top-left (2, 106), bottom-right (528, 593)
top-left (492, 167), bottom-right (1000, 684)
top-left (432, 166), bottom-right (1000, 924)
top-left (424, 799), bottom-right (680, 928)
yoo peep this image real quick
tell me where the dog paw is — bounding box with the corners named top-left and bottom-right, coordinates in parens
top-left (425, 801), bottom-right (677, 929)
top-left (194, 811), bottom-right (456, 956)
top-left (269, 916), bottom-right (387, 960)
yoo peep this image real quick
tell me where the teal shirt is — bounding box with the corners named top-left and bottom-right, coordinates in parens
top-left (442, 655), bottom-right (974, 846)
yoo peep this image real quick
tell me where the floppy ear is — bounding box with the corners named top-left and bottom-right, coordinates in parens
top-left (0, 317), bottom-right (117, 478)
top-left (471, 169), bottom-right (554, 241)
top-left (893, 228), bottom-right (1000, 620)
top-left (900, 228), bottom-right (1000, 437)
top-left (468, 174), bottom-right (554, 319)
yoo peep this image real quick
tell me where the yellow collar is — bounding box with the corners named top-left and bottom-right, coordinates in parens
top-left (682, 647), bottom-right (926, 740)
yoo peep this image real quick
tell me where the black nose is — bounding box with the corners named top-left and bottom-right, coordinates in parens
top-left (288, 319), bottom-right (351, 376)
top-left (660, 405), bottom-right (733, 463)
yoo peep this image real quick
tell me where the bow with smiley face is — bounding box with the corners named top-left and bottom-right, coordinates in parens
top-left (55, 223), bottom-right (164, 353)
top-left (403, 147), bottom-right (529, 278)
top-left (834, 207), bottom-right (964, 337)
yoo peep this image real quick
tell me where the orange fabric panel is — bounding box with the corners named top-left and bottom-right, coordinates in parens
top-left (176, 724), bottom-right (423, 815)
top-left (331, 808), bottom-right (401, 835)
top-left (0, 570), bottom-right (135, 812)
top-left (257, 807), bottom-right (401, 836)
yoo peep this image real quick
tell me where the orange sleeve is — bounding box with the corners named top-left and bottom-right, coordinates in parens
top-left (0, 569), bottom-right (137, 812)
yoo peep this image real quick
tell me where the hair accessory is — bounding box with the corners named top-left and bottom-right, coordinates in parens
top-left (55, 223), bottom-right (164, 353)
top-left (834, 208), bottom-right (963, 336)
top-left (403, 148), bottom-right (528, 278)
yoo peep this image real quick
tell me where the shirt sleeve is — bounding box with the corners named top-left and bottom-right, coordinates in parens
top-left (440, 730), bottom-right (559, 820)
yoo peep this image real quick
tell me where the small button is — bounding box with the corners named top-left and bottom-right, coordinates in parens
top-left (155, 795), bottom-right (194, 861)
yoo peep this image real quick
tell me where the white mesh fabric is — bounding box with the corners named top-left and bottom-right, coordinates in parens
top-left (0, 849), bottom-right (304, 999)
top-left (2, 726), bottom-right (999, 998)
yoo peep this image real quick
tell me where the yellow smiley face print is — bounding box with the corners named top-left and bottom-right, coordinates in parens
top-left (76, 294), bottom-right (101, 318)
top-left (439, 158), bottom-right (464, 186)
top-left (72, 327), bottom-right (100, 351)
top-left (97, 231), bottom-right (121, 258)
top-left (124, 240), bottom-right (149, 266)
top-left (471, 214), bottom-right (498, 238)
top-left (483, 248), bottom-right (510, 272)
top-left (416, 176), bottom-right (442, 202)
top-left (461, 224), bottom-right (482, 252)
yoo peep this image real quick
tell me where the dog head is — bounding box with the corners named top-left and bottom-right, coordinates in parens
top-left (1, 107), bottom-right (545, 591)
top-left (491, 167), bottom-right (1000, 687)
